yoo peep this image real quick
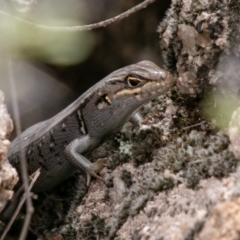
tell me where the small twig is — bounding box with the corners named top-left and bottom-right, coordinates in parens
top-left (182, 121), bottom-right (206, 130)
top-left (0, 0), bottom-right (157, 32)
top-left (0, 169), bottom-right (40, 240)
top-left (189, 159), bottom-right (204, 165)
top-left (0, 185), bottom-right (24, 220)
top-left (7, 58), bottom-right (34, 240)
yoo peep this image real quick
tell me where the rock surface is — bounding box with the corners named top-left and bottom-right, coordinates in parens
top-left (0, 91), bottom-right (18, 211)
top-left (3, 1), bottom-right (240, 239)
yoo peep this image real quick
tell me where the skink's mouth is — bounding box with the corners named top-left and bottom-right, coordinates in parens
top-left (155, 72), bottom-right (175, 95)
top-left (139, 74), bottom-right (175, 102)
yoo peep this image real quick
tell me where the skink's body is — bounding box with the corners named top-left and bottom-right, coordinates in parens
top-left (8, 61), bottom-right (174, 193)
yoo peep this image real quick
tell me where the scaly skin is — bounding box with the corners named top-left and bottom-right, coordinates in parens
top-left (8, 60), bottom-right (174, 193)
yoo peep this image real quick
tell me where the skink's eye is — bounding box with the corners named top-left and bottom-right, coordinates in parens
top-left (127, 77), bottom-right (142, 87)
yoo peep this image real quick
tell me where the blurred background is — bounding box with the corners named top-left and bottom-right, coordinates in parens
top-left (0, 0), bottom-right (171, 138)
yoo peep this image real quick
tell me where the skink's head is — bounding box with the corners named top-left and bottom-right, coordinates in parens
top-left (105, 60), bottom-right (174, 104)
top-left (84, 61), bottom-right (175, 137)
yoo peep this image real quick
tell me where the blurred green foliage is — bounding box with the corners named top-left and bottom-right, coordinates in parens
top-left (0, 14), bottom-right (94, 65)
top-left (201, 91), bottom-right (239, 130)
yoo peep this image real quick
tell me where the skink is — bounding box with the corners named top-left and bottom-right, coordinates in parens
top-left (8, 60), bottom-right (174, 193)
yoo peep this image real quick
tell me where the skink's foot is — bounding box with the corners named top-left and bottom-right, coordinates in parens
top-left (86, 158), bottom-right (107, 186)
top-left (65, 136), bottom-right (108, 186)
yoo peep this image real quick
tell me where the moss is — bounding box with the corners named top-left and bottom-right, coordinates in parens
top-left (108, 201), bottom-right (132, 239)
top-left (108, 166), bottom-right (177, 238)
top-left (130, 127), bottom-right (164, 166)
top-left (30, 173), bottom-right (87, 235)
top-left (155, 131), bottom-right (239, 189)
top-left (78, 213), bottom-right (109, 240)
top-left (121, 170), bottom-right (133, 188)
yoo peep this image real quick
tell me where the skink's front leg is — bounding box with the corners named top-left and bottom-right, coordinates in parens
top-left (65, 135), bottom-right (105, 184)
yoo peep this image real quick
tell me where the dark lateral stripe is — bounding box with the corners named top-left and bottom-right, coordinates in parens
top-left (37, 145), bottom-right (49, 171)
top-left (76, 109), bottom-right (88, 135)
top-left (94, 94), bottom-right (111, 106)
top-left (80, 109), bottom-right (88, 134)
top-left (75, 111), bottom-right (83, 134)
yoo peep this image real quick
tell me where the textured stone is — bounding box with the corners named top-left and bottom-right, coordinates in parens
top-left (0, 91), bottom-right (18, 211)
top-left (158, 0), bottom-right (240, 95)
top-left (198, 198), bottom-right (240, 240)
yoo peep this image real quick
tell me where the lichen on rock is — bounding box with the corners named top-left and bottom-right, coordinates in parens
top-left (158, 0), bottom-right (240, 95)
